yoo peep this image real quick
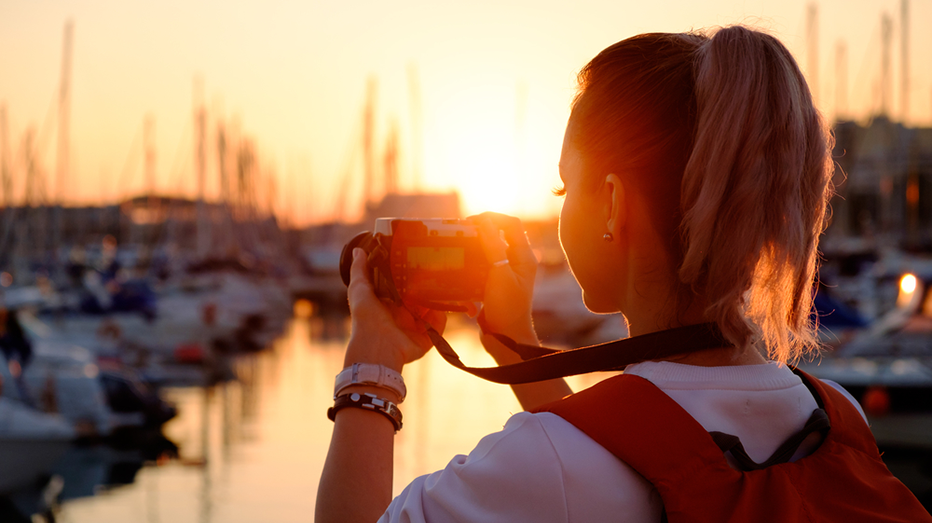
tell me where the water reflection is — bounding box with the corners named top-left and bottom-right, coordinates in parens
top-left (7, 310), bottom-right (614, 522)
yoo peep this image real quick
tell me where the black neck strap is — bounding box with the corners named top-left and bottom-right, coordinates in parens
top-left (366, 247), bottom-right (730, 385)
top-left (423, 318), bottom-right (731, 385)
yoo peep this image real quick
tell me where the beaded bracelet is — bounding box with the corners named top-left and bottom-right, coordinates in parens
top-left (327, 392), bottom-right (403, 432)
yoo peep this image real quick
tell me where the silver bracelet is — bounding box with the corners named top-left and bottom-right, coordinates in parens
top-left (334, 363), bottom-right (406, 402)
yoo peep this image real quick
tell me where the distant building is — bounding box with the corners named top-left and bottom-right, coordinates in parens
top-left (0, 195), bottom-right (282, 267)
top-left (828, 117), bottom-right (932, 249)
top-left (362, 192), bottom-right (462, 225)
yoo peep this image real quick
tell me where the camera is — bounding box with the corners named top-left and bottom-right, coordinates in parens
top-left (340, 218), bottom-right (490, 310)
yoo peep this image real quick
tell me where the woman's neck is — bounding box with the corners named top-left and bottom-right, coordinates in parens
top-left (621, 276), bottom-right (768, 367)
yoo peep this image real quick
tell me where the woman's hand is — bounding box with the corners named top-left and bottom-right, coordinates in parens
top-left (345, 248), bottom-right (446, 372)
top-left (470, 213), bottom-right (572, 410)
top-left (471, 212), bottom-right (538, 344)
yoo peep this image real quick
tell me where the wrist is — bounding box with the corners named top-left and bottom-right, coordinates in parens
top-left (344, 338), bottom-right (405, 373)
top-left (480, 330), bottom-right (539, 365)
top-left (477, 309), bottom-right (537, 345)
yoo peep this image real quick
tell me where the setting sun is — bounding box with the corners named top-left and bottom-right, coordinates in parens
top-left (418, 75), bottom-right (565, 219)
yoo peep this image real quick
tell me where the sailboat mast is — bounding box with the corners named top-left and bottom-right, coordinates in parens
top-left (53, 20), bottom-right (73, 258)
top-left (363, 78), bottom-right (377, 209)
top-left (0, 105), bottom-right (10, 209)
top-left (383, 120), bottom-right (398, 195)
top-left (806, 3), bottom-right (819, 102)
top-left (407, 64), bottom-right (424, 191)
top-left (194, 78), bottom-right (208, 258)
top-left (900, 0), bottom-right (909, 122)
top-left (144, 115), bottom-right (156, 196)
top-left (55, 20), bottom-right (73, 204)
top-left (881, 13), bottom-right (893, 117)
top-left (835, 41), bottom-right (848, 121)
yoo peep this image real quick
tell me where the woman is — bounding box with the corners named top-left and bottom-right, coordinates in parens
top-left (317, 26), bottom-right (929, 522)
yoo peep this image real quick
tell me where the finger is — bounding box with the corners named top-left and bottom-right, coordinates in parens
top-left (477, 212), bottom-right (537, 269)
top-left (464, 302), bottom-right (479, 318)
top-left (349, 248), bottom-right (368, 284)
top-left (409, 304), bottom-right (431, 320)
top-left (477, 216), bottom-right (509, 265)
top-left (495, 218), bottom-right (538, 268)
top-left (347, 248), bottom-right (376, 308)
top-left (425, 309), bottom-right (447, 334)
top-left (391, 305), bottom-right (417, 331)
top-left (391, 306), bottom-right (437, 351)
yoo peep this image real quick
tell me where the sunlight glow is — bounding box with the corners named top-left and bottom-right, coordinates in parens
top-left (454, 149), bottom-right (522, 216)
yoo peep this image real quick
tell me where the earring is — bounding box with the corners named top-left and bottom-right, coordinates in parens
top-left (603, 233), bottom-right (613, 242)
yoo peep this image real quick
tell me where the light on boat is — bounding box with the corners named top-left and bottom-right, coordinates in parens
top-left (83, 363), bottom-right (99, 379)
top-left (863, 386), bottom-right (891, 417)
top-left (900, 274), bottom-right (917, 294)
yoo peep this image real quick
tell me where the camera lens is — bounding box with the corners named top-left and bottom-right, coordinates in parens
top-left (340, 231), bottom-right (373, 287)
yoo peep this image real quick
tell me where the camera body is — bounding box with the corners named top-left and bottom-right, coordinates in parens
top-left (340, 218), bottom-right (489, 310)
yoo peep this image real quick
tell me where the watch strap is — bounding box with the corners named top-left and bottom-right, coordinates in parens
top-left (334, 363), bottom-right (406, 401)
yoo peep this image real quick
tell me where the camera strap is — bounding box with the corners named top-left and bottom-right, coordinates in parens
top-left (359, 242), bottom-right (730, 384)
top-left (420, 316), bottom-right (731, 385)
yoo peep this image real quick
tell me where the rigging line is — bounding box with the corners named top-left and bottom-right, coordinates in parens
top-left (147, 115), bottom-right (194, 250)
top-left (333, 109), bottom-right (364, 222)
top-left (117, 124), bottom-right (144, 201)
top-left (852, 22), bottom-right (884, 120)
top-left (170, 118), bottom-right (193, 192)
top-left (32, 90), bottom-right (59, 165)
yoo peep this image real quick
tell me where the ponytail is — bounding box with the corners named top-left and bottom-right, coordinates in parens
top-left (679, 26), bottom-right (834, 363)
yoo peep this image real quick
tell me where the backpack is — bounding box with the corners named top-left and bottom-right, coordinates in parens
top-left (534, 369), bottom-right (931, 522)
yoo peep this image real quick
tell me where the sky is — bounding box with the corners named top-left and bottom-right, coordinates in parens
top-left (1, 0), bottom-right (930, 226)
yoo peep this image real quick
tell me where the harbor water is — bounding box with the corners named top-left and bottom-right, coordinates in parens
top-left (47, 304), bottom-right (610, 522)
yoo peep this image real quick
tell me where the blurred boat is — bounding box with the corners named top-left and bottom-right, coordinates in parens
top-left (0, 396), bottom-right (74, 494)
top-left (22, 263), bottom-right (290, 387)
top-left (801, 270), bottom-right (932, 448)
top-left (4, 312), bottom-right (176, 437)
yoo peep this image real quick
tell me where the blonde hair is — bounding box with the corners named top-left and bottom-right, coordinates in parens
top-left (570, 26), bottom-right (834, 364)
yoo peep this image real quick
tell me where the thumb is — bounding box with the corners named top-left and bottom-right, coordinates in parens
top-left (347, 248), bottom-right (375, 306)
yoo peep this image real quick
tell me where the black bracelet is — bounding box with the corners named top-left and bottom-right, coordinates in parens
top-left (328, 392), bottom-right (403, 432)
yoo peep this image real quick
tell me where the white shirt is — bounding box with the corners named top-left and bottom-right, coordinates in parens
top-left (380, 361), bottom-right (865, 522)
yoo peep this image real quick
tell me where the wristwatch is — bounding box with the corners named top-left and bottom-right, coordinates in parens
top-left (334, 363), bottom-right (406, 402)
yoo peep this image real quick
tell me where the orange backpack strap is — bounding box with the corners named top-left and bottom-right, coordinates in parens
top-left (793, 369), bottom-right (877, 454)
top-left (534, 371), bottom-right (932, 523)
top-left (534, 373), bottom-right (745, 522)
top-left (535, 373), bottom-right (733, 482)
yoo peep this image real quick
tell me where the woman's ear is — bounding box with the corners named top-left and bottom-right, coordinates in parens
top-left (604, 173), bottom-right (626, 237)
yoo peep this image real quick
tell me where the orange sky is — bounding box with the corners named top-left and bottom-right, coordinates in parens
top-left (1, 0), bottom-right (930, 226)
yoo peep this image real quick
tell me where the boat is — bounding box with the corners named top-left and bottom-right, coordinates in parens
top-left (800, 271), bottom-right (932, 448)
top-left (0, 396), bottom-right (74, 494)
top-left (4, 312), bottom-right (176, 437)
